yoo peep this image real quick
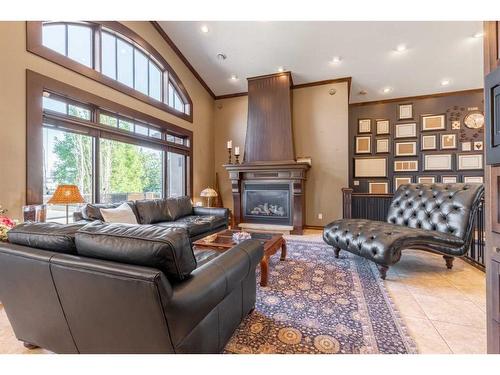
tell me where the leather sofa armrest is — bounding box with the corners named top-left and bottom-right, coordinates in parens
top-left (165, 239), bottom-right (263, 344)
top-left (192, 207), bottom-right (229, 221)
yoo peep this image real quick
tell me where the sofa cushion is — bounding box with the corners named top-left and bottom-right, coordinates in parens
top-left (155, 216), bottom-right (212, 237)
top-left (100, 202), bottom-right (138, 224)
top-left (81, 202), bottom-right (139, 222)
top-left (75, 221), bottom-right (196, 281)
top-left (7, 222), bottom-right (86, 254)
top-left (135, 199), bottom-right (172, 224)
top-left (167, 196), bottom-right (193, 220)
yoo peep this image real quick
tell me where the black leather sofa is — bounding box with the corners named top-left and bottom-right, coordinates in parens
top-left (0, 221), bottom-right (263, 353)
top-left (323, 183), bottom-right (484, 279)
top-left (74, 196), bottom-right (229, 241)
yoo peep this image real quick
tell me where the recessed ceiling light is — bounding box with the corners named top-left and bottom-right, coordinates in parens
top-left (230, 74), bottom-right (238, 81)
top-left (473, 31), bottom-right (484, 38)
top-left (441, 79), bottom-right (451, 86)
top-left (382, 87), bottom-right (392, 94)
top-left (331, 56), bottom-right (342, 64)
top-left (395, 44), bottom-right (407, 53)
top-left (277, 66), bottom-right (285, 73)
top-left (200, 25), bottom-right (209, 33)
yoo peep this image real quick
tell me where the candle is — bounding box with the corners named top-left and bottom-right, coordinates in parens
top-left (234, 146), bottom-right (240, 156)
top-left (227, 140), bottom-right (232, 149)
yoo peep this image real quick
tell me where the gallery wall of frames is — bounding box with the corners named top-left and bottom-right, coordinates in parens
top-left (348, 89), bottom-right (484, 194)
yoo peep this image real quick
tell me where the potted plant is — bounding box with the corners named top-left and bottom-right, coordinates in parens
top-left (0, 205), bottom-right (17, 242)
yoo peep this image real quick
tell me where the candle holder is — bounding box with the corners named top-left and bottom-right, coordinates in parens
top-left (227, 148), bottom-right (232, 164)
top-left (235, 154), bottom-right (240, 164)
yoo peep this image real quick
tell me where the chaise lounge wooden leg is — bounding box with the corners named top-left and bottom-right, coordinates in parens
top-left (333, 247), bottom-right (341, 259)
top-left (377, 264), bottom-right (389, 280)
top-left (443, 255), bottom-right (454, 269)
top-left (23, 342), bottom-right (39, 349)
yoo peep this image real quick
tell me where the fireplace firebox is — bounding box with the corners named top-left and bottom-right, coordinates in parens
top-left (243, 182), bottom-right (291, 225)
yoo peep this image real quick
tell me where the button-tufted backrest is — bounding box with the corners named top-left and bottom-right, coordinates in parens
top-left (386, 183), bottom-right (484, 240)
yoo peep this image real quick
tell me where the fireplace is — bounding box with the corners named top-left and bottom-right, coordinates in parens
top-left (243, 182), bottom-right (291, 225)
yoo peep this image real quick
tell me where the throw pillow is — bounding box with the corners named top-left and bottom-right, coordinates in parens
top-left (100, 202), bottom-right (138, 224)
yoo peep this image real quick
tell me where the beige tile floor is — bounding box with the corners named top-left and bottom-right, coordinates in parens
top-left (0, 230), bottom-right (486, 354)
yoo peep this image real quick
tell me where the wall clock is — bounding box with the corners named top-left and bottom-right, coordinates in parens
top-left (464, 112), bottom-right (484, 129)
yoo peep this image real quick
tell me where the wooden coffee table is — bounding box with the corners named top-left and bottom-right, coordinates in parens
top-left (193, 229), bottom-right (286, 287)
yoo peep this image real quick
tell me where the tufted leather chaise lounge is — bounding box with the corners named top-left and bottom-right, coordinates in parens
top-left (323, 183), bottom-right (484, 279)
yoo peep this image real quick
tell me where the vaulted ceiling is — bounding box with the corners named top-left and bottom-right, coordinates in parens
top-left (157, 21), bottom-right (484, 102)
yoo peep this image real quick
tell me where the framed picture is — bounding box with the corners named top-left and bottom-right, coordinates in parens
top-left (376, 138), bottom-right (390, 153)
top-left (441, 134), bottom-right (457, 149)
top-left (424, 154), bottom-right (452, 171)
top-left (369, 182), bottom-right (389, 194)
top-left (474, 141), bottom-right (483, 151)
top-left (461, 142), bottom-right (472, 152)
top-left (394, 160), bottom-right (418, 172)
top-left (376, 120), bottom-right (390, 135)
top-left (395, 123), bottom-right (417, 138)
top-left (354, 158), bottom-right (387, 177)
top-left (422, 114), bottom-right (446, 131)
top-left (399, 103), bottom-right (413, 120)
top-left (394, 176), bottom-right (412, 190)
top-left (421, 135), bottom-right (437, 150)
top-left (442, 176), bottom-right (458, 183)
top-left (395, 141), bottom-right (417, 156)
top-left (458, 154), bottom-right (483, 170)
top-left (464, 176), bottom-right (484, 183)
top-left (355, 136), bottom-right (371, 154)
top-left (358, 119), bottom-right (371, 133)
top-left (418, 176), bottom-right (436, 184)
top-left (452, 121), bottom-right (461, 130)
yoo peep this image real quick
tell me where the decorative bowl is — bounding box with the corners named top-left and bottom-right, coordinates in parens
top-left (232, 231), bottom-right (252, 243)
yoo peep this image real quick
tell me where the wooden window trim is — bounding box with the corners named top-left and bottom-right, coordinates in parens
top-left (27, 70), bottom-right (193, 205)
top-left (27, 21), bottom-right (194, 123)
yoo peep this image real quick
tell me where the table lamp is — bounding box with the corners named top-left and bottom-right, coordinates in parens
top-left (200, 187), bottom-right (218, 207)
top-left (48, 185), bottom-right (86, 223)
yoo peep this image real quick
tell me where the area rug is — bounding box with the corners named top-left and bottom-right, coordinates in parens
top-left (225, 238), bottom-right (417, 354)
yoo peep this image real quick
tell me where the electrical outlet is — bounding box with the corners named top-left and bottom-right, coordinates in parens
top-left (318, 213), bottom-right (323, 220)
top-left (354, 180), bottom-right (360, 186)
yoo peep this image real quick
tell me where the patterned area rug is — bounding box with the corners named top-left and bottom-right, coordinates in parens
top-left (225, 238), bottom-right (417, 354)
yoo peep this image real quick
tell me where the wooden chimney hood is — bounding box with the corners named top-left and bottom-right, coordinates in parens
top-left (244, 72), bottom-right (295, 164)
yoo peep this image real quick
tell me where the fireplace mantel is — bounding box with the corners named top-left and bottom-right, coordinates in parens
top-left (223, 162), bottom-right (310, 234)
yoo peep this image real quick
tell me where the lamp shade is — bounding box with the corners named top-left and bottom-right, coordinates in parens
top-left (48, 185), bottom-right (86, 205)
top-left (200, 187), bottom-right (218, 198)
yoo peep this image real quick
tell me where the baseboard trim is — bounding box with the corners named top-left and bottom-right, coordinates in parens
top-left (303, 225), bottom-right (324, 230)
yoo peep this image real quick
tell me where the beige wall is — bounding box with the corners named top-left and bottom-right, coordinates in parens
top-left (214, 82), bottom-right (349, 226)
top-left (0, 21), bottom-right (215, 219)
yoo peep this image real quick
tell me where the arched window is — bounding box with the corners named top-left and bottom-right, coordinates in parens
top-left (28, 21), bottom-right (193, 122)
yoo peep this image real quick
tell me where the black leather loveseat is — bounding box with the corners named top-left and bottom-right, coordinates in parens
top-left (0, 221), bottom-right (263, 353)
top-left (323, 183), bottom-right (484, 279)
top-left (74, 196), bottom-right (229, 241)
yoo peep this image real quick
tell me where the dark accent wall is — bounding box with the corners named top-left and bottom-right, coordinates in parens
top-left (348, 90), bottom-right (484, 193)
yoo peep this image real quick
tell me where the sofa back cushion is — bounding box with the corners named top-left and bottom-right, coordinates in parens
top-left (81, 202), bottom-right (139, 222)
top-left (75, 222), bottom-right (196, 281)
top-left (7, 222), bottom-right (86, 254)
top-left (167, 196), bottom-right (193, 220)
top-left (135, 199), bottom-right (172, 224)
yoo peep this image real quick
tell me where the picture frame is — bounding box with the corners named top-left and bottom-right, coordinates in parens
top-left (376, 138), bottom-right (390, 153)
top-left (452, 121), bottom-right (461, 130)
top-left (398, 103), bottom-right (413, 120)
top-left (394, 160), bottom-right (419, 172)
top-left (421, 134), bottom-right (437, 150)
top-left (395, 141), bottom-right (417, 156)
top-left (395, 123), bottom-right (417, 138)
top-left (441, 134), bottom-right (457, 149)
top-left (394, 176), bottom-right (413, 190)
top-left (474, 141), bottom-right (483, 151)
top-left (418, 176), bottom-right (436, 184)
top-left (355, 136), bottom-right (371, 154)
top-left (376, 119), bottom-right (390, 135)
top-left (358, 119), bottom-right (371, 134)
top-left (458, 154), bottom-right (483, 170)
top-left (369, 182), bottom-right (389, 194)
top-left (422, 114), bottom-right (446, 131)
top-left (461, 142), bottom-right (472, 152)
top-left (463, 176), bottom-right (484, 183)
top-left (441, 176), bottom-right (458, 184)
top-left (354, 157), bottom-right (387, 177)
top-left (424, 154), bottom-right (453, 171)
